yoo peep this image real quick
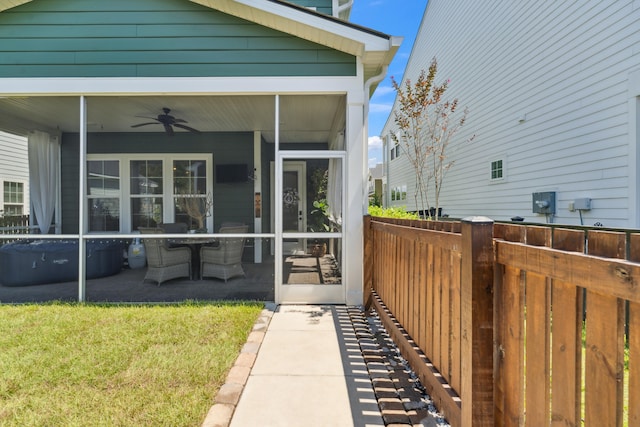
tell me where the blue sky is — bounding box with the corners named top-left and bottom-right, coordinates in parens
top-left (349, 0), bottom-right (427, 167)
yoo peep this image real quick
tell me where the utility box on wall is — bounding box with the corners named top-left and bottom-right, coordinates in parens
top-left (532, 191), bottom-right (556, 214)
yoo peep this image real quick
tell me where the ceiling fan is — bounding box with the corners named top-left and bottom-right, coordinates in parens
top-left (131, 107), bottom-right (200, 136)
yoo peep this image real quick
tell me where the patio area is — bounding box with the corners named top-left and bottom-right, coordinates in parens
top-left (0, 253), bottom-right (342, 304)
top-left (0, 261), bottom-right (274, 304)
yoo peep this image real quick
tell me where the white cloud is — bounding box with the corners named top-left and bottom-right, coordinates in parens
top-left (368, 135), bottom-right (383, 148)
top-left (369, 103), bottom-right (392, 114)
top-left (372, 85), bottom-right (395, 97)
top-left (368, 137), bottom-right (384, 167)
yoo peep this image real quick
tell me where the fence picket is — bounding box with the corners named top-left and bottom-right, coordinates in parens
top-left (433, 246), bottom-right (443, 370)
top-left (425, 243), bottom-right (434, 358)
top-left (441, 247), bottom-right (452, 384)
top-left (550, 228), bottom-right (584, 427)
top-left (450, 249), bottom-right (462, 397)
top-left (584, 231), bottom-right (625, 427)
top-left (523, 226), bottom-right (551, 427)
top-left (629, 234), bottom-right (640, 426)
top-left (502, 264), bottom-right (525, 426)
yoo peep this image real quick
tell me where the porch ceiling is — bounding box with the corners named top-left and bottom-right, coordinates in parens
top-left (0, 94), bottom-right (345, 144)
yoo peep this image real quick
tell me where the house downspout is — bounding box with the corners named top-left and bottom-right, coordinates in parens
top-left (362, 65), bottom-right (388, 212)
top-left (337, 0), bottom-right (353, 16)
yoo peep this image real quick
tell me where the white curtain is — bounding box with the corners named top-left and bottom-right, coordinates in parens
top-left (28, 130), bottom-right (59, 234)
top-left (327, 132), bottom-right (344, 228)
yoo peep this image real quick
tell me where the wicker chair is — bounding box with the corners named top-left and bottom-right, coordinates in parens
top-left (158, 222), bottom-right (188, 233)
top-left (200, 224), bottom-right (249, 281)
top-left (138, 227), bottom-right (192, 285)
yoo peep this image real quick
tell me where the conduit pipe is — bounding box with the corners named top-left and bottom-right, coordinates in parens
top-left (362, 65), bottom-right (388, 213)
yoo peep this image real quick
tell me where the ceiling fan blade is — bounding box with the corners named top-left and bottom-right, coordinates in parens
top-left (173, 118), bottom-right (187, 124)
top-left (164, 124), bottom-right (175, 136)
top-left (131, 122), bottom-right (158, 128)
top-left (173, 123), bottom-right (201, 133)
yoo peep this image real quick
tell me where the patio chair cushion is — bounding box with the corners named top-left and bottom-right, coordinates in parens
top-left (158, 222), bottom-right (188, 233)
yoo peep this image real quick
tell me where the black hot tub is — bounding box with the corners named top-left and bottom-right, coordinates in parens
top-left (0, 239), bottom-right (124, 286)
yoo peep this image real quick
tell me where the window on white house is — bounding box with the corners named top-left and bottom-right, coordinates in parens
top-left (390, 185), bottom-right (407, 202)
top-left (390, 142), bottom-right (400, 161)
top-left (3, 181), bottom-right (24, 216)
top-left (491, 159), bottom-right (504, 180)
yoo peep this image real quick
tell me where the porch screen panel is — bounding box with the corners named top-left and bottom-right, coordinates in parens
top-left (280, 157), bottom-right (343, 287)
top-left (173, 160), bottom-right (209, 231)
top-left (130, 160), bottom-right (163, 229)
top-left (87, 160), bottom-right (120, 232)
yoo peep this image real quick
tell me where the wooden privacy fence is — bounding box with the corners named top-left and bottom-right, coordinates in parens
top-left (363, 215), bottom-right (640, 427)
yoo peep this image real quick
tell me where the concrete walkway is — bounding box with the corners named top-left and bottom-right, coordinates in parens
top-left (204, 304), bottom-right (384, 427)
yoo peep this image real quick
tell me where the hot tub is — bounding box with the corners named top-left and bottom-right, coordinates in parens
top-left (0, 239), bottom-right (124, 286)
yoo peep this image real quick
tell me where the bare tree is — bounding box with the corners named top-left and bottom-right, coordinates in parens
top-left (391, 58), bottom-right (473, 219)
top-left (176, 192), bottom-right (213, 230)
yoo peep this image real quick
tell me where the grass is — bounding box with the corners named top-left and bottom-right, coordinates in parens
top-left (0, 301), bottom-right (263, 427)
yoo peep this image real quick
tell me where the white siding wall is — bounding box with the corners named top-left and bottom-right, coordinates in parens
top-left (384, 0), bottom-right (640, 227)
top-left (0, 130), bottom-right (29, 215)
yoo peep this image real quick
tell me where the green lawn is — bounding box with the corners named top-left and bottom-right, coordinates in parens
top-left (0, 302), bottom-right (263, 427)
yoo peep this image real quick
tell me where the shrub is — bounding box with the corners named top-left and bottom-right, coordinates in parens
top-left (368, 205), bottom-right (420, 219)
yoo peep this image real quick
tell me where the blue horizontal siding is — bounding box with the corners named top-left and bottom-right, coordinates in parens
top-left (0, 0), bottom-right (355, 78)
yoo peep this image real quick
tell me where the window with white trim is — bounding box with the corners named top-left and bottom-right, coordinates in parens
top-left (490, 159), bottom-right (504, 181)
top-left (3, 181), bottom-right (24, 216)
top-left (87, 154), bottom-right (212, 232)
top-left (391, 185), bottom-right (407, 202)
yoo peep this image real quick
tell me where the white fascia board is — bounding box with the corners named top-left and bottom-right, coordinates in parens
top-left (0, 76), bottom-right (363, 96)
top-left (0, 0), bottom-right (30, 12)
top-left (190, 0), bottom-right (395, 60)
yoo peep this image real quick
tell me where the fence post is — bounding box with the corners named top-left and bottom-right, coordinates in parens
top-left (460, 216), bottom-right (494, 426)
top-left (363, 215), bottom-right (373, 309)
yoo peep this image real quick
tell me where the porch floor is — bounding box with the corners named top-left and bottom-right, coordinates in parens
top-left (0, 254), bottom-right (343, 303)
top-left (0, 261), bottom-right (275, 304)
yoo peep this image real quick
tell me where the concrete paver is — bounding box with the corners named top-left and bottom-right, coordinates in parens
top-left (229, 305), bottom-right (384, 427)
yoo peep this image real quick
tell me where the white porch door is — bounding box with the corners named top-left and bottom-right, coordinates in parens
top-left (275, 152), bottom-right (345, 304)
